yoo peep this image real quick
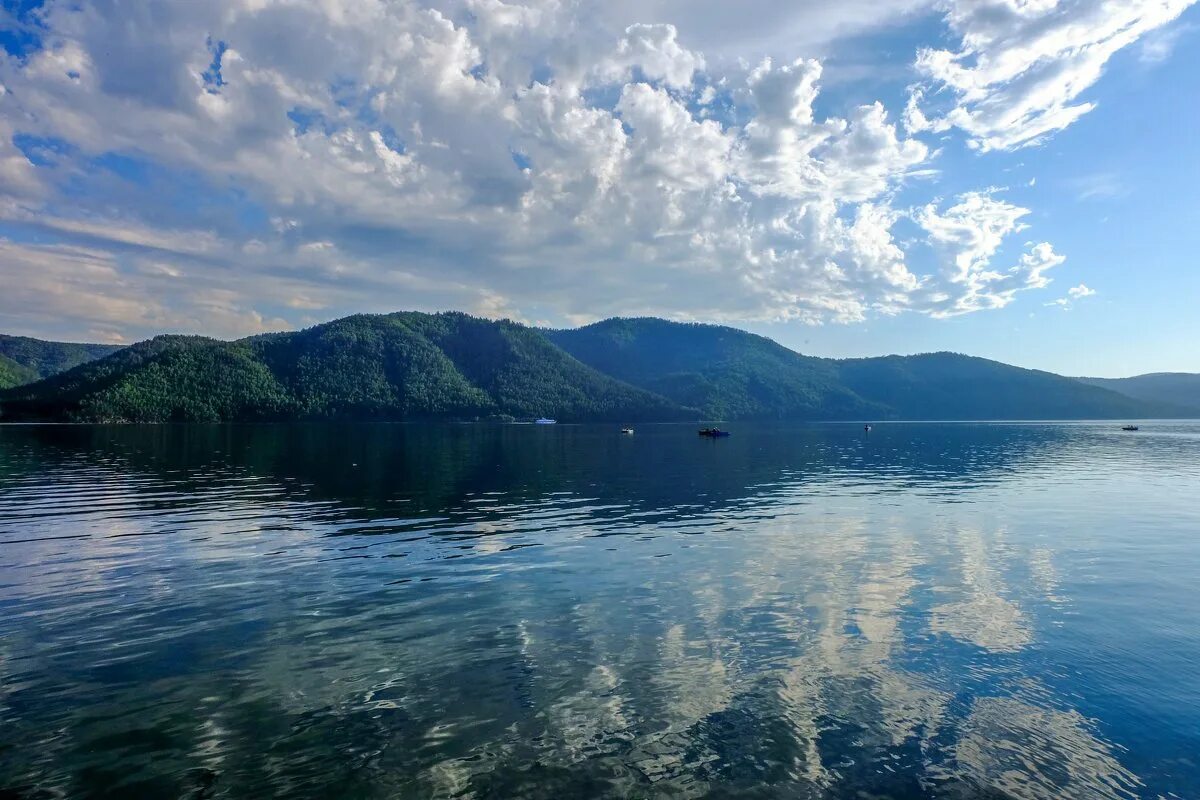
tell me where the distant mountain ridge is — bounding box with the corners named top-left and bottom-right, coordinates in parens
top-left (0, 334), bottom-right (122, 389)
top-left (1075, 373), bottom-right (1200, 414)
top-left (0, 313), bottom-right (1191, 422)
top-left (547, 317), bottom-right (1179, 421)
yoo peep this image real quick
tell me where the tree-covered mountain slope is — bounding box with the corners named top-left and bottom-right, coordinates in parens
top-left (836, 352), bottom-right (1166, 420)
top-left (1076, 373), bottom-right (1200, 414)
top-left (0, 354), bottom-right (38, 389)
top-left (549, 318), bottom-right (1179, 420)
top-left (2, 312), bottom-right (1188, 423)
top-left (0, 336), bottom-right (295, 422)
top-left (0, 313), bottom-right (692, 423)
top-left (0, 334), bottom-right (123, 389)
top-left (547, 318), bottom-right (886, 419)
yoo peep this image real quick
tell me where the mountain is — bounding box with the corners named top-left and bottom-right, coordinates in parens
top-left (549, 317), bottom-right (1179, 420)
top-left (0, 354), bottom-right (37, 389)
top-left (0, 334), bottom-right (123, 389)
top-left (836, 353), bottom-right (1162, 420)
top-left (1076, 373), bottom-right (1200, 414)
top-left (0, 313), bottom-right (691, 423)
top-left (546, 318), bottom-right (886, 419)
top-left (2, 312), bottom-right (1188, 423)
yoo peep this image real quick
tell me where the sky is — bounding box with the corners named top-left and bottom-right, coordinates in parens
top-left (1, 0), bottom-right (1197, 377)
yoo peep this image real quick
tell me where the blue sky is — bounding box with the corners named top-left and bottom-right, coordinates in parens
top-left (0, 0), bottom-right (1196, 376)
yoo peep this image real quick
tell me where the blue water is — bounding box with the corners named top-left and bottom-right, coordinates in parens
top-left (0, 422), bottom-right (1197, 798)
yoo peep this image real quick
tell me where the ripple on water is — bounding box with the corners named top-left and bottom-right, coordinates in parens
top-left (0, 422), bottom-right (1198, 798)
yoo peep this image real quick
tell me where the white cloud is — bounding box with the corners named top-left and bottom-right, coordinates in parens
top-left (911, 0), bottom-right (1196, 150)
top-left (1139, 20), bottom-right (1195, 62)
top-left (918, 191), bottom-right (1030, 282)
top-left (1068, 172), bottom-right (1125, 201)
top-left (1046, 282), bottom-right (1096, 309)
top-left (0, 0), bottom-right (1073, 340)
top-left (601, 24), bottom-right (704, 89)
top-left (490, 0), bottom-right (934, 62)
top-left (0, 239), bottom-right (289, 342)
top-left (615, 83), bottom-right (729, 189)
top-left (916, 192), bottom-right (1065, 316)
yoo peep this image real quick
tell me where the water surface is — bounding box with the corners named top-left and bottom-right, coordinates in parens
top-left (1, 422), bottom-right (1198, 798)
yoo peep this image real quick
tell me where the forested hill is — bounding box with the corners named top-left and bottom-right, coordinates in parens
top-left (0, 334), bottom-right (122, 389)
top-left (0, 313), bottom-right (691, 423)
top-left (836, 353), bottom-right (1157, 420)
top-left (548, 317), bottom-right (1182, 420)
top-left (1076, 373), bottom-right (1200, 414)
top-left (1, 312), bottom-right (1188, 423)
top-left (546, 317), bottom-right (886, 420)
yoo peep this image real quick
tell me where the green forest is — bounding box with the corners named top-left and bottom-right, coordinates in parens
top-left (0, 314), bottom-right (689, 423)
top-left (0, 334), bottom-right (122, 390)
top-left (0, 312), bottom-right (1189, 423)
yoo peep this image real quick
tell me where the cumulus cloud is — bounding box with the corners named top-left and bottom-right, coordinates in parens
top-left (602, 24), bottom-right (704, 89)
top-left (1046, 282), bottom-right (1096, 309)
top-left (0, 0), bottom-right (1080, 340)
top-left (916, 192), bottom-right (1065, 316)
top-left (911, 0), bottom-right (1196, 150)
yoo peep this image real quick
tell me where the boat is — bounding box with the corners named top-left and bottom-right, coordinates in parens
top-left (535, 418), bottom-right (556, 425)
top-left (621, 427), bottom-right (634, 435)
top-left (698, 428), bottom-right (730, 438)
top-left (864, 424), bottom-right (872, 433)
top-left (1121, 425), bottom-right (1139, 431)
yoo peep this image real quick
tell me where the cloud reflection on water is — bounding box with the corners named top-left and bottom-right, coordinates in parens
top-left (2, 422), bottom-right (1196, 798)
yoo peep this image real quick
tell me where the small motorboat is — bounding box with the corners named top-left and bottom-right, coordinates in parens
top-left (621, 427), bottom-right (634, 435)
top-left (1121, 425), bottom-right (1139, 431)
top-left (864, 424), bottom-right (872, 433)
top-left (535, 418), bottom-right (556, 425)
top-left (698, 428), bottom-right (730, 438)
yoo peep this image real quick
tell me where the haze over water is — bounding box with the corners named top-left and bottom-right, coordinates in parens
top-left (1, 422), bottom-right (1198, 799)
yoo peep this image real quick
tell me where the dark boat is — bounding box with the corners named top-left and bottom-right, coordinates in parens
top-left (698, 428), bottom-right (731, 437)
top-left (1122, 425), bottom-right (1139, 431)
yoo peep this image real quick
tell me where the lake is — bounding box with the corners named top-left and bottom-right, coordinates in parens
top-left (0, 422), bottom-right (1198, 799)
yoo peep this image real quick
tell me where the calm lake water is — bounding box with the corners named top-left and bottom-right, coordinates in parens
top-left (1, 422), bottom-right (1198, 799)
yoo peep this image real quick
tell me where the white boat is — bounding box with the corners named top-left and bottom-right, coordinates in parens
top-left (621, 427), bottom-right (634, 435)
top-left (535, 418), bottom-right (556, 425)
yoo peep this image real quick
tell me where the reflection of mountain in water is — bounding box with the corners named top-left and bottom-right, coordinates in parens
top-left (0, 423), bottom-right (1188, 798)
top-left (1, 422), bottom-right (1078, 523)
